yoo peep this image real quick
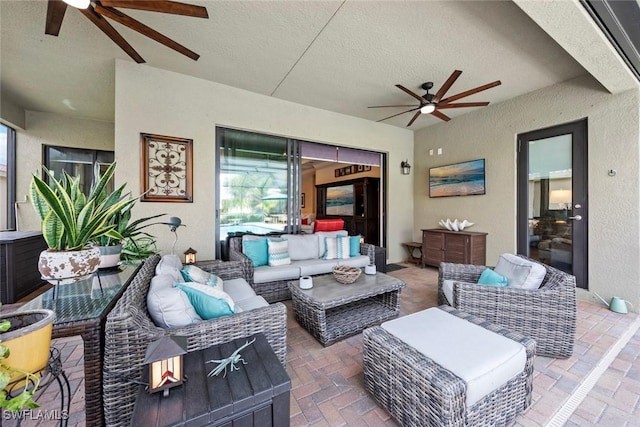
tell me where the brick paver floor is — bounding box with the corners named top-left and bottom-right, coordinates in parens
top-left (3, 263), bottom-right (639, 426)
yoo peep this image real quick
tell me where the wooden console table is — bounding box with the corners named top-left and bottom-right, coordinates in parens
top-left (421, 229), bottom-right (487, 268)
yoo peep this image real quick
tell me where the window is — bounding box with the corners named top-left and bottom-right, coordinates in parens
top-left (0, 124), bottom-right (16, 230)
top-left (44, 146), bottom-right (114, 195)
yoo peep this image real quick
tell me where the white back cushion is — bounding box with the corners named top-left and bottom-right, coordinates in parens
top-left (282, 234), bottom-right (319, 260)
top-left (147, 274), bottom-right (201, 328)
top-left (155, 254), bottom-right (183, 283)
top-left (494, 253), bottom-right (546, 289)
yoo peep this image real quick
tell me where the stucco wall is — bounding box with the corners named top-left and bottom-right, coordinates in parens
top-left (115, 60), bottom-right (413, 261)
top-left (15, 111), bottom-right (114, 232)
top-left (414, 74), bottom-right (640, 309)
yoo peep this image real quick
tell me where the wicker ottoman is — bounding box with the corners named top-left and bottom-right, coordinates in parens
top-left (363, 306), bottom-right (536, 427)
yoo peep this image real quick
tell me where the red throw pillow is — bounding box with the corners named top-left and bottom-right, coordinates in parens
top-left (301, 218), bottom-right (309, 225)
top-left (314, 219), bottom-right (345, 232)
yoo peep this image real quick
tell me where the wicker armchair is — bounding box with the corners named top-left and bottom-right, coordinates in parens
top-left (102, 255), bottom-right (287, 426)
top-left (438, 255), bottom-right (576, 358)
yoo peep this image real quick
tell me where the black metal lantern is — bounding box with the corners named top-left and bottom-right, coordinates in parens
top-left (144, 336), bottom-right (187, 397)
top-left (184, 247), bottom-right (197, 265)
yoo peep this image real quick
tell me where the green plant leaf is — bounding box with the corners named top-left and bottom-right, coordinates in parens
top-left (0, 320), bottom-right (10, 333)
top-left (0, 345), bottom-right (9, 359)
top-left (42, 210), bottom-right (64, 249)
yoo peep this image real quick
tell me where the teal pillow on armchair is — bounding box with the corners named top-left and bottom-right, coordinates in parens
top-left (477, 268), bottom-right (509, 287)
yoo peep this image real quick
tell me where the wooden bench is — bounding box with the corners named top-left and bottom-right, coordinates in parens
top-left (401, 241), bottom-right (423, 265)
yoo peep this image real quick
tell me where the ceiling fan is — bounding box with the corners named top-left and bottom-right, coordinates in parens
top-left (45, 0), bottom-right (209, 63)
top-left (369, 70), bottom-right (501, 127)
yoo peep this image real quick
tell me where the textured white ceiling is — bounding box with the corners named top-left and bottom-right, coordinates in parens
top-left (0, 0), bottom-right (616, 130)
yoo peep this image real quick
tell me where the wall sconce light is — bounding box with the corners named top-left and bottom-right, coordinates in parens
top-left (401, 160), bottom-right (411, 175)
top-left (166, 217), bottom-right (182, 255)
top-left (144, 336), bottom-right (188, 397)
top-left (184, 247), bottom-right (197, 265)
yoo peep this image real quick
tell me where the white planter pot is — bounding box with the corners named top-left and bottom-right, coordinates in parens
top-left (98, 244), bottom-right (122, 269)
top-left (38, 247), bottom-right (101, 285)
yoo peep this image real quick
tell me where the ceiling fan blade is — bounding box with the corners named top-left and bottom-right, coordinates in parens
top-left (368, 105), bottom-right (418, 109)
top-left (376, 107), bottom-right (420, 122)
top-left (99, 0), bottom-right (209, 18)
top-left (45, 0), bottom-right (68, 36)
top-left (440, 80), bottom-right (502, 104)
top-left (433, 70), bottom-right (462, 103)
top-left (395, 85), bottom-right (428, 104)
top-left (431, 110), bottom-right (451, 122)
top-left (406, 111), bottom-right (422, 127)
top-left (80, 5), bottom-right (145, 63)
top-left (94, 4), bottom-right (200, 60)
top-left (437, 102), bottom-right (490, 109)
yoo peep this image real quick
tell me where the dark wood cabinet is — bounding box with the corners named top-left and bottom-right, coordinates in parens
top-left (0, 231), bottom-right (47, 304)
top-left (421, 229), bottom-right (487, 268)
top-left (316, 177), bottom-right (380, 245)
top-left (130, 333), bottom-right (290, 427)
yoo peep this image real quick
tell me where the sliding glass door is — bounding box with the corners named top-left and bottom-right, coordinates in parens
top-left (216, 128), bottom-right (304, 256)
top-left (215, 127), bottom-right (384, 258)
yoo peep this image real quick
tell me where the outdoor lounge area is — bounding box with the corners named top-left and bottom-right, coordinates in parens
top-left (2, 0), bottom-right (640, 426)
top-left (3, 263), bottom-right (639, 426)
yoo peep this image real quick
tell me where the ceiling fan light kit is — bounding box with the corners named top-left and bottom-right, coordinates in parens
top-left (370, 70), bottom-right (501, 127)
top-left (45, 0), bottom-right (209, 63)
top-left (420, 104), bottom-right (436, 114)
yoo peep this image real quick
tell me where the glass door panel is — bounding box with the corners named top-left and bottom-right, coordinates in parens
top-left (218, 129), bottom-right (289, 241)
top-left (518, 119), bottom-right (588, 288)
top-left (527, 135), bottom-right (573, 271)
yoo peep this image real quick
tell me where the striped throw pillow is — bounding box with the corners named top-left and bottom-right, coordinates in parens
top-left (267, 238), bottom-right (291, 266)
top-left (323, 236), bottom-right (351, 260)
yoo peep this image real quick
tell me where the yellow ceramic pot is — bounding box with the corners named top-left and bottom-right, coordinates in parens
top-left (1, 309), bottom-right (54, 382)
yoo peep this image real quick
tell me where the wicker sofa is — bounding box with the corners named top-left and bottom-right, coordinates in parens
top-left (102, 255), bottom-right (287, 426)
top-left (438, 255), bottom-right (576, 358)
top-left (229, 233), bottom-right (384, 303)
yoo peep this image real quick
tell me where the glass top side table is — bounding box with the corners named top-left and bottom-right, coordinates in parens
top-left (18, 262), bottom-right (142, 427)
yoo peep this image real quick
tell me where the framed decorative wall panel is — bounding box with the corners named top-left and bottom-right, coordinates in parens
top-left (141, 133), bottom-right (193, 202)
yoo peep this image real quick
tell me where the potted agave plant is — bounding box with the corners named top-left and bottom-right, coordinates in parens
top-left (30, 162), bottom-right (137, 284)
top-left (0, 305), bottom-right (54, 412)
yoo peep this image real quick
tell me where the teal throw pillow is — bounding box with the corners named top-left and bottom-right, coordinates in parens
top-left (175, 282), bottom-right (236, 319)
top-left (477, 268), bottom-right (509, 287)
top-left (242, 238), bottom-right (268, 267)
top-left (180, 265), bottom-right (223, 290)
top-left (350, 235), bottom-right (361, 257)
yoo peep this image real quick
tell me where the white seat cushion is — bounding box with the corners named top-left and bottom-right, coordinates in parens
top-left (235, 295), bottom-right (269, 311)
top-left (335, 255), bottom-right (369, 268)
top-left (382, 308), bottom-right (526, 407)
top-left (253, 264), bottom-right (301, 283)
top-left (495, 253), bottom-right (546, 289)
top-left (292, 259), bottom-right (338, 276)
top-left (223, 278), bottom-right (257, 302)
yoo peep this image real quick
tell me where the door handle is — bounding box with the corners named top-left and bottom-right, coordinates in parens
top-left (568, 215), bottom-right (582, 221)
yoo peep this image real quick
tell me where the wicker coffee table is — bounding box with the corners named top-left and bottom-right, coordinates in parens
top-left (289, 272), bottom-right (406, 346)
